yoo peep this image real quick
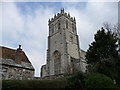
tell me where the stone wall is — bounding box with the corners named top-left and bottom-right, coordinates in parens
top-left (42, 74), bottom-right (65, 80)
top-left (0, 58), bottom-right (34, 80)
top-left (1, 64), bottom-right (34, 80)
top-left (80, 49), bottom-right (87, 73)
top-left (41, 65), bottom-right (46, 77)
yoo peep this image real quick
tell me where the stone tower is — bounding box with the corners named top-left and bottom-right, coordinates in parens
top-left (45, 9), bottom-right (82, 76)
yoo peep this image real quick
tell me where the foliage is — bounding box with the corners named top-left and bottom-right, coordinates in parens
top-left (86, 27), bottom-right (119, 79)
top-left (115, 55), bottom-right (120, 87)
top-left (103, 22), bottom-right (120, 55)
top-left (103, 22), bottom-right (120, 87)
top-left (65, 72), bottom-right (87, 89)
top-left (86, 28), bottom-right (118, 64)
top-left (85, 73), bottom-right (117, 88)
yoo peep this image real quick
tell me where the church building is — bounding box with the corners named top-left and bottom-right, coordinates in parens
top-left (41, 9), bottom-right (87, 77)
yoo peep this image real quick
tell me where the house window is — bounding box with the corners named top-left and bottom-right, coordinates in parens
top-left (0, 68), bottom-right (7, 72)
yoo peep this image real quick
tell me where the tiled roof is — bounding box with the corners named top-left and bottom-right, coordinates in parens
top-left (0, 46), bottom-right (31, 64)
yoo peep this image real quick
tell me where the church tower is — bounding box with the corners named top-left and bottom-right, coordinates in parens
top-left (46, 9), bottom-right (81, 76)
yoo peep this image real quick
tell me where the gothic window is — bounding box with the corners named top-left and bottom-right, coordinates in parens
top-left (52, 29), bottom-right (54, 33)
top-left (51, 24), bottom-right (54, 33)
top-left (58, 20), bottom-right (60, 29)
top-left (66, 20), bottom-right (68, 29)
top-left (72, 23), bottom-right (74, 32)
top-left (53, 51), bottom-right (61, 75)
top-left (70, 36), bottom-right (73, 44)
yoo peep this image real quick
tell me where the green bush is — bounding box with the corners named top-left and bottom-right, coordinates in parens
top-left (66, 72), bottom-right (87, 88)
top-left (85, 73), bottom-right (116, 88)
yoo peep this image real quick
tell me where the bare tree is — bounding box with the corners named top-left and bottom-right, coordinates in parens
top-left (113, 23), bottom-right (120, 39)
top-left (103, 22), bottom-right (112, 32)
top-left (103, 22), bottom-right (120, 53)
top-left (103, 22), bottom-right (120, 38)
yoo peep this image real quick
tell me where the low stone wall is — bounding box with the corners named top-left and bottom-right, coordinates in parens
top-left (42, 74), bottom-right (65, 80)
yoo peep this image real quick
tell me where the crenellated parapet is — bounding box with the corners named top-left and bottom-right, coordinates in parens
top-left (48, 8), bottom-right (76, 24)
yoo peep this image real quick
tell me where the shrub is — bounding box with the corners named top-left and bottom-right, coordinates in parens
top-left (85, 73), bottom-right (116, 88)
top-left (66, 72), bottom-right (87, 88)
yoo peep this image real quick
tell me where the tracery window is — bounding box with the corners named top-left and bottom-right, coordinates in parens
top-left (53, 51), bottom-right (61, 75)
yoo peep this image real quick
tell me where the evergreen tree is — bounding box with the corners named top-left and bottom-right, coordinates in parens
top-left (86, 27), bottom-right (118, 79)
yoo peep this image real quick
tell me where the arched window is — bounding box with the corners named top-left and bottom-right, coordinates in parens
top-left (72, 23), bottom-right (74, 32)
top-left (53, 51), bottom-right (61, 75)
top-left (51, 24), bottom-right (54, 33)
top-left (58, 20), bottom-right (60, 29)
top-left (66, 20), bottom-right (68, 29)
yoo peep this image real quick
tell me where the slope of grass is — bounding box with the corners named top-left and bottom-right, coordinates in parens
top-left (2, 77), bottom-right (67, 88)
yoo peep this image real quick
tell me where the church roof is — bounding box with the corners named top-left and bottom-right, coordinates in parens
top-left (0, 46), bottom-right (31, 64)
top-left (0, 46), bottom-right (34, 70)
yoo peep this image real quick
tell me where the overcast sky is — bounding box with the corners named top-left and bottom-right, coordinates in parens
top-left (1, 1), bottom-right (118, 77)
